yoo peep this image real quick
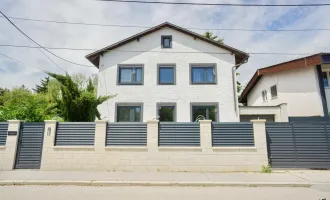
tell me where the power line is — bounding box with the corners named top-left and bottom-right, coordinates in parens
top-left (0, 52), bottom-right (49, 72)
top-left (1, 15), bottom-right (330, 32)
top-left (97, 0), bottom-right (330, 7)
top-left (0, 44), bottom-right (318, 56)
top-left (0, 11), bottom-right (94, 68)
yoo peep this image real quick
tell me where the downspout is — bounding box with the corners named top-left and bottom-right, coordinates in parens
top-left (232, 55), bottom-right (249, 118)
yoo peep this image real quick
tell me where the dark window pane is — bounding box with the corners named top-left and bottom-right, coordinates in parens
top-left (119, 67), bottom-right (142, 84)
top-left (206, 68), bottom-right (214, 82)
top-left (117, 106), bottom-right (141, 122)
top-left (208, 107), bottom-right (216, 121)
top-left (322, 72), bottom-right (329, 87)
top-left (192, 105), bottom-right (216, 122)
top-left (192, 68), bottom-right (205, 83)
top-left (159, 106), bottom-right (174, 121)
top-left (191, 67), bottom-right (215, 83)
top-left (134, 107), bottom-right (141, 122)
top-left (135, 68), bottom-right (142, 83)
top-left (271, 85), bottom-right (277, 98)
top-left (159, 67), bottom-right (174, 84)
top-left (162, 36), bottom-right (172, 48)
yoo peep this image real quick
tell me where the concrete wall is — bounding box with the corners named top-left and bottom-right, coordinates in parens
top-left (40, 120), bottom-right (268, 172)
top-left (239, 104), bottom-right (289, 122)
top-left (98, 27), bottom-right (239, 122)
top-left (0, 121), bottom-right (20, 170)
top-left (247, 67), bottom-right (324, 117)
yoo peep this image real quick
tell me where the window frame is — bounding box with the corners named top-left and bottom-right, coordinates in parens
top-left (190, 102), bottom-right (219, 122)
top-left (115, 103), bottom-right (143, 122)
top-left (322, 70), bottom-right (330, 88)
top-left (270, 85), bottom-right (278, 99)
top-left (117, 64), bottom-right (144, 85)
top-left (157, 64), bottom-right (176, 85)
top-left (262, 90), bottom-right (268, 102)
top-left (190, 64), bottom-right (217, 85)
top-left (156, 102), bottom-right (177, 122)
top-left (161, 35), bottom-right (172, 49)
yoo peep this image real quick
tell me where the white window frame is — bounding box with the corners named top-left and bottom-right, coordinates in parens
top-left (322, 70), bottom-right (330, 88)
top-left (262, 90), bottom-right (268, 102)
top-left (270, 85), bottom-right (278, 99)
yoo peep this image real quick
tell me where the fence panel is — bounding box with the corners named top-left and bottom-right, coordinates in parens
top-left (212, 122), bottom-right (254, 147)
top-left (0, 122), bottom-right (8, 146)
top-left (158, 122), bottom-right (200, 146)
top-left (106, 122), bottom-right (147, 146)
top-left (55, 122), bottom-right (95, 146)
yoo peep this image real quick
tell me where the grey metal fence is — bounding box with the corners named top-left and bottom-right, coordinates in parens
top-left (106, 122), bottom-right (147, 146)
top-left (55, 122), bottom-right (95, 146)
top-left (158, 122), bottom-right (200, 146)
top-left (266, 122), bottom-right (330, 169)
top-left (212, 122), bottom-right (254, 147)
top-left (0, 122), bottom-right (8, 146)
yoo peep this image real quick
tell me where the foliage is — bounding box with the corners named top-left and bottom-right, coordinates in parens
top-left (33, 77), bottom-right (50, 93)
top-left (0, 87), bottom-right (56, 122)
top-left (47, 72), bottom-right (113, 122)
top-left (203, 31), bottom-right (224, 44)
top-left (261, 165), bottom-right (272, 173)
top-left (0, 87), bottom-right (10, 106)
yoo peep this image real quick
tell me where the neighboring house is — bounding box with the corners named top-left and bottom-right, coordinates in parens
top-left (86, 22), bottom-right (249, 122)
top-left (239, 53), bottom-right (330, 121)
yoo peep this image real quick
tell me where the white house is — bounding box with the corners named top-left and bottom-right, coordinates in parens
top-left (86, 22), bottom-right (249, 122)
top-left (239, 53), bottom-right (330, 121)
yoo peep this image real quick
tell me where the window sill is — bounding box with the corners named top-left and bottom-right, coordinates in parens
top-left (118, 83), bottom-right (143, 86)
top-left (191, 83), bottom-right (217, 85)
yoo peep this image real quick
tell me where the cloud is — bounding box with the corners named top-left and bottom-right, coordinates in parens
top-left (0, 0), bottom-right (330, 89)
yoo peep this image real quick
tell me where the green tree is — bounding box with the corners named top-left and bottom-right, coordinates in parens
top-left (204, 31), bottom-right (224, 44)
top-left (0, 87), bottom-right (10, 106)
top-left (47, 72), bottom-right (114, 122)
top-left (33, 77), bottom-right (50, 93)
top-left (0, 87), bottom-right (56, 122)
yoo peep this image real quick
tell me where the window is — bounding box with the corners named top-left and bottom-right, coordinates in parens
top-left (157, 103), bottom-right (176, 122)
top-left (262, 90), bottom-right (268, 102)
top-left (322, 71), bottom-right (329, 88)
top-left (118, 65), bottom-right (143, 85)
top-left (191, 104), bottom-right (218, 122)
top-left (270, 85), bottom-right (277, 98)
top-left (161, 36), bottom-right (172, 48)
top-left (191, 65), bottom-right (216, 84)
top-left (116, 104), bottom-right (142, 122)
top-left (158, 65), bottom-right (175, 85)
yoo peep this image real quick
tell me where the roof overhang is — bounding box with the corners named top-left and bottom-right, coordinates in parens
top-left (85, 22), bottom-right (249, 68)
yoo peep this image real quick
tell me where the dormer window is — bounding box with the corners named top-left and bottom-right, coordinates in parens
top-left (161, 35), bottom-right (172, 48)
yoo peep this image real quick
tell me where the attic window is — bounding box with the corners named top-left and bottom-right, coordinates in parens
top-left (161, 35), bottom-right (172, 48)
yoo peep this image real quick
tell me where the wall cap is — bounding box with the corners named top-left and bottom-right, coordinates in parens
top-left (44, 120), bottom-right (57, 123)
top-left (0, 146), bottom-right (6, 150)
top-left (147, 120), bottom-right (159, 124)
top-left (199, 120), bottom-right (212, 124)
top-left (95, 120), bottom-right (107, 124)
top-left (158, 147), bottom-right (202, 151)
top-left (250, 119), bottom-right (266, 123)
top-left (7, 120), bottom-right (22, 123)
top-left (212, 147), bottom-right (257, 150)
top-left (53, 146), bottom-right (95, 150)
top-left (105, 146), bottom-right (147, 150)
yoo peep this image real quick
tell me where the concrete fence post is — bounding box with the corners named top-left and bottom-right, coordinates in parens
top-left (251, 119), bottom-right (268, 165)
top-left (1, 120), bottom-right (21, 170)
top-left (147, 120), bottom-right (159, 152)
top-left (40, 120), bottom-right (57, 169)
top-left (199, 120), bottom-right (212, 152)
top-left (279, 103), bottom-right (289, 122)
top-left (95, 120), bottom-right (107, 152)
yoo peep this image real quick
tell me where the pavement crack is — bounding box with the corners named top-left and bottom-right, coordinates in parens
top-left (287, 172), bottom-right (310, 183)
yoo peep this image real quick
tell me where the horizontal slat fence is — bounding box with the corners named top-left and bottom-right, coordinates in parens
top-left (266, 122), bottom-right (330, 169)
top-left (212, 122), bottom-right (254, 147)
top-left (0, 122), bottom-right (8, 146)
top-left (106, 123), bottom-right (147, 146)
top-left (55, 122), bottom-right (95, 146)
top-left (158, 122), bottom-right (200, 146)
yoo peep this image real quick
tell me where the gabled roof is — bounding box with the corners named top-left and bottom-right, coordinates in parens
top-left (239, 53), bottom-right (330, 104)
top-left (85, 22), bottom-right (249, 67)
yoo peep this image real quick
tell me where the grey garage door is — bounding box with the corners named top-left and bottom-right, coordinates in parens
top-left (240, 115), bottom-right (275, 122)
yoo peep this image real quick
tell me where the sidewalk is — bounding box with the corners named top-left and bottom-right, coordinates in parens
top-left (0, 170), bottom-right (329, 187)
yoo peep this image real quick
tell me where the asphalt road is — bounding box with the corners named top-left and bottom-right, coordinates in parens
top-left (1, 185), bottom-right (330, 200)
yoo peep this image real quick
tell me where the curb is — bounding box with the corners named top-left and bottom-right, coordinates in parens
top-left (0, 180), bottom-right (312, 187)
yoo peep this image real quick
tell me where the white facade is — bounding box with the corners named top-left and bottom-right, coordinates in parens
top-left (246, 67), bottom-right (324, 117)
top-left (97, 27), bottom-right (240, 122)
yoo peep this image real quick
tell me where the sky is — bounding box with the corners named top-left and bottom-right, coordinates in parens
top-left (1, 0), bottom-right (330, 89)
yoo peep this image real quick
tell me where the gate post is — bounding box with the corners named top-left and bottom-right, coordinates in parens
top-left (199, 120), bottom-right (212, 152)
top-left (40, 120), bottom-right (57, 170)
top-left (1, 120), bottom-right (21, 170)
top-left (251, 119), bottom-right (268, 166)
top-left (147, 120), bottom-right (159, 152)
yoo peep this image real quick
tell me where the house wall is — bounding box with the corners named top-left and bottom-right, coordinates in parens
top-left (239, 104), bottom-right (288, 122)
top-left (97, 27), bottom-right (239, 122)
top-left (322, 64), bottom-right (330, 112)
top-left (247, 67), bottom-right (324, 117)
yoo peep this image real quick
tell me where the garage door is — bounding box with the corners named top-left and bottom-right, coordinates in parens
top-left (240, 115), bottom-right (275, 122)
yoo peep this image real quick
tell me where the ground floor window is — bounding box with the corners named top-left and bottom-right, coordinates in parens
top-left (157, 103), bottom-right (176, 122)
top-left (191, 104), bottom-right (218, 122)
top-left (116, 104), bottom-right (142, 122)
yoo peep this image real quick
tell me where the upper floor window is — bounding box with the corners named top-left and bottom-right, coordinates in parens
top-left (322, 71), bottom-right (329, 88)
top-left (161, 36), bottom-right (172, 48)
top-left (190, 65), bottom-right (216, 84)
top-left (262, 90), bottom-right (268, 102)
top-left (270, 85), bottom-right (277, 98)
top-left (158, 65), bottom-right (175, 85)
top-left (118, 65), bottom-right (143, 85)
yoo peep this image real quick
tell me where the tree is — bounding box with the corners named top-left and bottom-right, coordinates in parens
top-left (0, 87), bottom-right (9, 106)
top-left (204, 31), bottom-right (224, 44)
top-left (47, 72), bottom-right (114, 122)
top-left (33, 77), bottom-right (50, 93)
top-left (0, 87), bottom-right (56, 122)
